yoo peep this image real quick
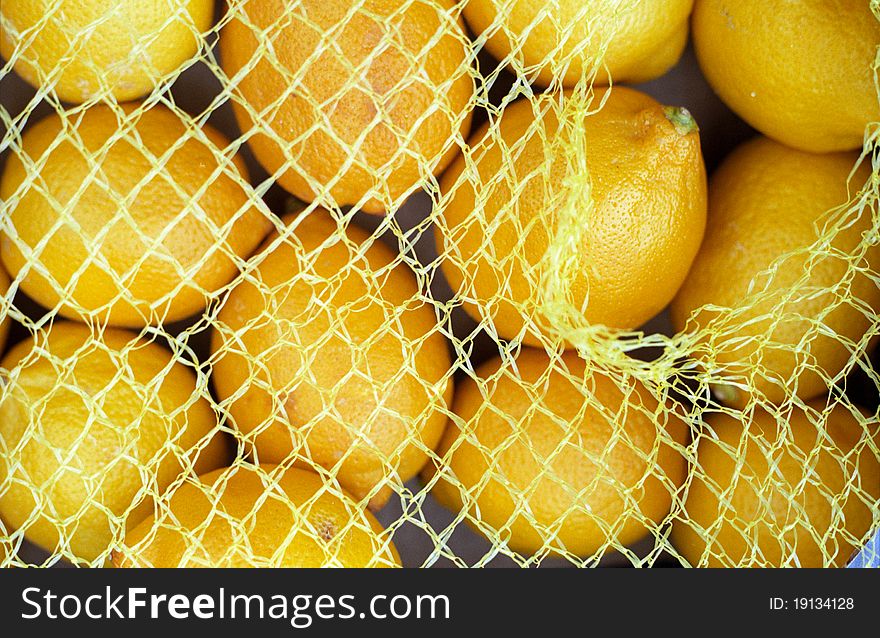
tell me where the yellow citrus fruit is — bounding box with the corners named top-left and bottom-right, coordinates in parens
top-left (670, 136), bottom-right (878, 408)
top-left (438, 86), bottom-right (707, 346)
top-left (0, 265), bottom-right (10, 354)
top-left (692, 0), bottom-right (880, 153)
top-left (210, 210), bottom-right (453, 509)
top-left (220, 0), bottom-right (474, 214)
top-left (0, 322), bottom-right (227, 563)
top-left (0, 103), bottom-right (272, 328)
top-left (113, 464), bottom-right (401, 567)
top-left (671, 400), bottom-right (880, 567)
top-left (423, 348), bottom-right (688, 558)
top-left (463, 0), bottom-right (693, 86)
top-left (0, 0), bottom-right (214, 103)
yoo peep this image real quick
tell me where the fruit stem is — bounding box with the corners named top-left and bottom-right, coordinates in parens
top-left (710, 383), bottom-right (739, 407)
top-left (663, 106), bottom-right (699, 136)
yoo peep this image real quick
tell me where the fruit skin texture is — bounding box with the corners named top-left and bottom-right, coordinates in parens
top-left (438, 86), bottom-right (707, 346)
top-left (0, 103), bottom-right (272, 328)
top-left (113, 465), bottom-right (400, 567)
top-left (0, 265), bottom-right (10, 354)
top-left (692, 0), bottom-right (880, 153)
top-left (463, 0), bottom-right (693, 86)
top-left (0, 322), bottom-right (227, 563)
top-left (220, 0), bottom-right (474, 215)
top-left (671, 400), bottom-right (880, 567)
top-left (0, 0), bottom-right (214, 103)
top-left (423, 348), bottom-right (688, 558)
top-left (670, 136), bottom-right (878, 408)
top-left (210, 211), bottom-right (453, 510)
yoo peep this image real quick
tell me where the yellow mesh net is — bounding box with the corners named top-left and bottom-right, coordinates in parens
top-left (0, 0), bottom-right (878, 568)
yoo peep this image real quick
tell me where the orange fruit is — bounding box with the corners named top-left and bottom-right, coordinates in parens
top-left (670, 136), bottom-right (878, 408)
top-left (210, 210), bottom-right (453, 509)
top-left (0, 0), bottom-right (214, 103)
top-left (220, 0), bottom-right (474, 214)
top-left (0, 265), bottom-right (10, 354)
top-left (423, 348), bottom-right (688, 558)
top-left (0, 103), bottom-right (272, 328)
top-left (671, 400), bottom-right (880, 567)
top-left (692, 0), bottom-right (880, 153)
top-left (0, 322), bottom-right (227, 563)
top-left (113, 464), bottom-right (400, 567)
top-left (463, 0), bottom-right (693, 86)
top-left (438, 86), bottom-right (707, 346)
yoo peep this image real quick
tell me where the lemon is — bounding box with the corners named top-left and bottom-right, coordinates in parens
top-left (692, 0), bottom-right (880, 152)
top-left (0, 103), bottom-right (272, 327)
top-left (114, 464), bottom-right (401, 567)
top-left (463, 0), bottom-right (693, 86)
top-left (0, 322), bottom-right (227, 563)
top-left (0, 0), bottom-right (214, 103)
top-left (424, 348), bottom-right (688, 558)
top-left (671, 136), bottom-right (878, 407)
top-left (672, 400), bottom-right (880, 567)
top-left (211, 211), bottom-right (452, 509)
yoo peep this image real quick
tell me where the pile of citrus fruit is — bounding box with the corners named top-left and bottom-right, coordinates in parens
top-left (0, 0), bottom-right (877, 568)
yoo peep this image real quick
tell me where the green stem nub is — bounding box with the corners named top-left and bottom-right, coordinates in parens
top-left (663, 106), bottom-right (699, 136)
top-left (710, 383), bottom-right (739, 407)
